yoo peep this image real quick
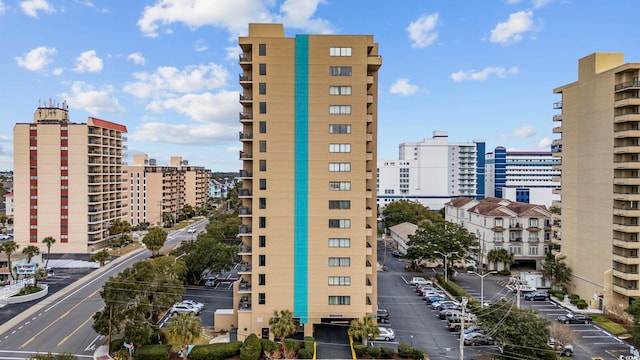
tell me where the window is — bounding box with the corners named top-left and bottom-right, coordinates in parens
top-left (259, 44), bottom-right (266, 56)
top-left (259, 198), bottom-right (266, 209)
top-left (259, 83), bottom-right (266, 95)
top-left (329, 144), bottom-right (351, 153)
top-left (329, 124), bottom-right (351, 134)
top-left (328, 296), bottom-right (350, 305)
top-left (259, 102), bottom-right (267, 114)
top-left (259, 63), bottom-right (266, 75)
top-left (329, 238), bottom-right (351, 247)
top-left (259, 236), bottom-right (266, 247)
top-left (259, 160), bottom-right (267, 171)
top-left (259, 217), bottom-right (266, 228)
top-left (329, 276), bottom-right (351, 286)
top-left (259, 178), bottom-right (267, 190)
top-left (329, 162), bottom-right (351, 172)
top-left (259, 274), bottom-right (266, 285)
top-left (330, 47), bottom-right (352, 56)
top-left (259, 140), bottom-right (267, 152)
top-left (329, 200), bottom-right (351, 209)
top-left (329, 66), bottom-right (352, 76)
top-left (529, 246), bottom-right (538, 255)
top-left (329, 105), bottom-right (351, 114)
top-left (329, 181), bottom-right (351, 191)
top-left (329, 86), bottom-right (352, 95)
top-left (259, 121), bottom-right (267, 133)
top-left (259, 255), bottom-right (266, 266)
top-left (529, 218), bottom-right (539, 227)
top-left (329, 219), bottom-right (351, 228)
top-left (494, 218), bottom-right (504, 227)
top-left (509, 246), bottom-right (522, 255)
top-left (258, 293), bottom-right (266, 304)
top-left (328, 257), bottom-right (350, 266)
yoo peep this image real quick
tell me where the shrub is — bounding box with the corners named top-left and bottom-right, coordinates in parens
top-left (569, 294), bottom-right (580, 301)
top-left (303, 336), bottom-right (315, 350)
top-left (189, 341), bottom-right (242, 360)
top-left (240, 333), bottom-right (261, 360)
top-left (553, 292), bottom-right (566, 301)
top-left (353, 344), bottom-right (367, 357)
top-left (498, 269), bottom-right (511, 276)
top-left (380, 347), bottom-right (396, 359)
top-left (397, 343), bottom-right (412, 358)
top-left (411, 348), bottom-right (426, 360)
top-left (570, 298), bottom-right (579, 305)
top-left (283, 338), bottom-right (299, 352)
top-left (367, 346), bottom-right (381, 358)
top-left (577, 300), bottom-right (588, 309)
top-left (110, 338), bottom-right (125, 353)
top-left (133, 344), bottom-right (171, 360)
top-left (297, 348), bottom-right (312, 359)
top-left (260, 338), bottom-right (279, 353)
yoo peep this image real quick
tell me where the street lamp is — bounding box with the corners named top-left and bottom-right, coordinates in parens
top-left (472, 271), bottom-right (497, 308)
top-left (434, 251), bottom-right (458, 282)
top-left (410, 334), bottom-right (413, 348)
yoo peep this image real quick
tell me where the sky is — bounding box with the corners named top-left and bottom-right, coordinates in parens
top-left (0, 0), bottom-right (638, 172)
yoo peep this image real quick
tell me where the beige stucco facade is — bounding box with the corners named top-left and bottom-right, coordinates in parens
top-left (13, 103), bottom-right (127, 253)
top-left (228, 23), bottom-right (381, 340)
top-left (123, 154), bottom-right (211, 227)
top-left (553, 53), bottom-right (640, 315)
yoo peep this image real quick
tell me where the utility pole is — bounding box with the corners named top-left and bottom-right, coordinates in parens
top-left (382, 232), bottom-right (387, 270)
top-left (459, 297), bottom-right (468, 360)
top-left (108, 304), bottom-right (113, 353)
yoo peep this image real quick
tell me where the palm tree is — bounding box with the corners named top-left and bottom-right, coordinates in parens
top-left (501, 249), bottom-right (515, 271)
top-left (487, 249), bottom-right (500, 271)
top-left (165, 313), bottom-right (201, 360)
top-left (0, 240), bottom-right (20, 281)
top-left (348, 316), bottom-right (379, 345)
top-left (90, 250), bottom-right (110, 267)
top-left (22, 245), bottom-right (40, 264)
top-left (268, 309), bottom-right (297, 350)
top-left (41, 236), bottom-right (56, 269)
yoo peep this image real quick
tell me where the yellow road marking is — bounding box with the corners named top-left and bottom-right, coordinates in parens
top-left (57, 315), bottom-right (94, 347)
top-left (19, 288), bottom-right (100, 349)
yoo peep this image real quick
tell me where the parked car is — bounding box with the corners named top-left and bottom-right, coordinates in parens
top-left (439, 308), bottom-right (462, 320)
top-left (432, 300), bottom-right (460, 310)
top-left (0, 234), bottom-right (9, 240)
top-left (463, 332), bottom-right (494, 346)
top-left (409, 277), bottom-right (433, 286)
top-left (169, 303), bottom-right (201, 316)
top-left (524, 291), bottom-right (550, 301)
top-left (557, 313), bottom-right (592, 324)
top-left (377, 308), bottom-right (390, 323)
top-left (179, 299), bottom-right (204, 312)
top-left (391, 250), bottom-right (402, 258)
top-left (425, 295), bottom-right (446, 304)
top-left (463, 325), bottom-right (481, 335)
top-left (369, 326), bottom-right (395, 341)
top-left (204, 278), bottom-right (217, 287)
top-left (548, 338), bottom-right (574, 357)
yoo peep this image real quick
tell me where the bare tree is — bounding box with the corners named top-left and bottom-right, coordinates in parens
top-left (548, 322), bottom-right (577, 356)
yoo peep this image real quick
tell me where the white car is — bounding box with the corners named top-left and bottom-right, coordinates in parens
top-left (369, 326), bottom-right (395, 341)
top-left (170, 303), bottom-right (201, 316)
top-left (187, 227), bottom-right (197, 233)
top-left (0, 234), bottom-right (10, 240)
top-left (179, 299), bottom-right (204, 312)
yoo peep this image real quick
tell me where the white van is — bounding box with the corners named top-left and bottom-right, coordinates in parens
top-left (410, 277), bottom-right (433, 286)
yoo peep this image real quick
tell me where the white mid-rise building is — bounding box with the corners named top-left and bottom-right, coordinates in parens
top-left (377, 131), bottom-right (485, 210)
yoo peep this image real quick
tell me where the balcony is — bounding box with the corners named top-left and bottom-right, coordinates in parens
top-left (239, 74), bottom-right (252, 82)
top-left (615, 97), bottom-right (640, 108)
top-left (553, 114), bottom-right (563, 121)
top-left (239, 132), bottom-right (253, 141)
top-left (614, 161), bottom-right (640, 170)
top-left (238, 263), bottom-right (252, 273)
top-left (614, 177), bottom-right (640, 186)
top-left (238, 188), bottom-right (252, 197)
top-left (238, 281), bottom-right (252, 292)
top-left (239, 169), bottom-right (253, 178)
top-left (613, 284), bottom-right (640, 297)
top-left (238, 244), bottom-right (252, 254)
top-left (614, 145), bottom-right (640, 154)
top-left (614, 238), bottom-right (640, 249)
top-left (239, 94), bottom-right (253, 103)
top-left (239, 151), bottom-right (253, 160)
top-left (238, 225), bottom-right (252, 235)
top-left (613, 253), bottom-right (640, 265)
top-left (367, 55), bottom-right (382, 70)
top-left (615, 79), bottom-right (640, 92)
top-left (367, 75), bottom-right (373, 84)
top-left (552, 126), bottom-right (562, 134)
top-left (553, 101), bottom-right (563, 109)
top-left (366, 242), bottom-right (373, 256)
top-left (239, 112), bottom-right (253, 121)
top-left (366, 132), bottom-right (373, 142)
top-left (612, 269), bottom-right (639, 281)
top-left (614, 129), bottom-right (640, 138)
top-left (239, 207), bottom-right (252, 216)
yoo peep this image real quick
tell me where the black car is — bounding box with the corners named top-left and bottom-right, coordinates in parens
top-left (377, 308), bottom-right (390, 323)
top-left (524, 291), bottom-right (549, 301)
top-left (557, 313), bottom-right (592, 324)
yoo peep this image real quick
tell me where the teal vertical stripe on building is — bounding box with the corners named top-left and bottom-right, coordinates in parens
top-left (294, 34), bottom-right (309, 323)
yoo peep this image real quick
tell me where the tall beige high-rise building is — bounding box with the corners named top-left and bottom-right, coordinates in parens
top-left (123, 154), bottom-right (211, 227)
top-left (13, 101), bottom-right (127, 253)
top-left (232, 23), bottom-right (381, 338)
top-left (553, 53), bottom-right (640, 313)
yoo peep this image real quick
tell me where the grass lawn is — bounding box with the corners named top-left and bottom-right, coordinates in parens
top-left (108, 242), bottom-right (143, 256)
top-left (592, 315), bottom-right (628, 335)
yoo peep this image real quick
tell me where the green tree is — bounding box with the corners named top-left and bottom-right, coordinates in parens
top-left (474, 299), bottom-right (550, 359)
top-left (90, 250), bottom-right (110, 267)
top-left (487, 248), bottom-right (515, 271)
top-left (405, 219), bottom-right (478, 276)
top-left (108, 219), bottom-right (132, 236)
top-left (29, 353), bottom-right (78, 360)
top-left (170, 236), bottom-right (235, 285)
top-left (487, 249), bottom-right (500, 271)
top-left (34, 267), bottom-right (48, 287)
top-left (22, 245), bottom-right (40, 263)
top-left (0, 240), bottom-right (20, 281)
top-left (166, 313), bottom-right (201, 360)
top-left (269, 309), bottom-right (297, 350)
top-left (240, 333), bottom-right (262, 360)
top-left (142, 227), bottom-right (168, 257)
top-left (181, 204), bottom-right (196, 219)
top-left (348, 316), bottom-right (379, 345)
top-left (626, 298), bottom-right (640, 344)
top-left (41, 236), bottom-right (57, 269)
top-left (381, 200), bottom-right (435, 228)
top-left (541, 253), bottom-right (572, 289)
top-left (0, 214), bottom-right (8, 230)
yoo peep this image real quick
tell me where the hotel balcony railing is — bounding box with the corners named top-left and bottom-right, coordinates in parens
top-left (239, 132), bottom-right (253, 140)
top-left (239, 54), bottom-right (251, 62)
top-left (240, 94), bottom-right (253, 101)
top-left (239, 169), bottom-right (253, 178)
top-left (239, 151), bottom-right (253, 160)
top-left (615, 79), bottom-right (640, 91)
top-left (239, 74), bottom-right (252, 82)
top-left (239, 112), bottom-right (253, 120)
top-left (553, 101), bottom-right (563, 109)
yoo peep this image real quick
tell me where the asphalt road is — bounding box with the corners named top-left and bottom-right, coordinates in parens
top-left (0, 219), bottom-right (208, 359)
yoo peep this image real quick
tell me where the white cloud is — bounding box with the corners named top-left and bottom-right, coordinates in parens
top-left (145, 90), bottom-right (239, 123)
top-left (406, 13), bottom-right (439, 48)
top-left (450, 66), bottom-right (519, 82)
top-left (129, 121), bottom-right (238, 146)
top-left (52, 67), bottom-right (63, 75)
top-left (490, 10), bottom-right (539, 45)
top-left (194, 39), bottom-right (208, 52)
top-left (123, 63), bottom-right (229, 99)
top-left (225, 46), bottom-right (241, 61)
top-left (510, 125), bottom-right (536, 138)
top-left (389, 79), bottom-right (419, 96)
top-left (137, 0), bottom-right (332, 38)
top-left (59, 81), bottom-right (125, 114)
top-left (0, 1), bottom-right (6, 15)
top-left (538, 137), bottom-right (552, 149)
top-left (505, 0), bottom-right (522, 3)
top-left (127, 52), bottom-right (146, 65)
top-left (20, 0), bottom-right (55, 18)
top-left (532, 0), bottom-right (552, 8)
top-left (15, 46), bottom-right (57, 72)
top-left (73, 50), bottom-right (104, 73)
top-left (75, 0), bottom-right (94, 7)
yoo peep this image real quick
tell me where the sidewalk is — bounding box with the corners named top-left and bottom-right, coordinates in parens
top-left (549, 295), bottom-right (603, 315)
